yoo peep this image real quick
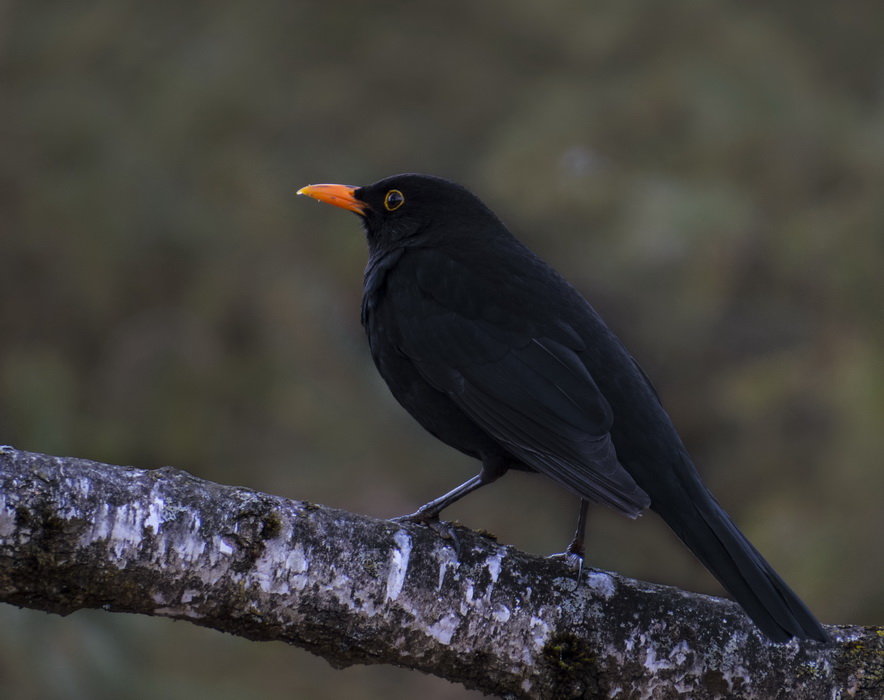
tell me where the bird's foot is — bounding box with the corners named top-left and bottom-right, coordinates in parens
top-left (546, 550), bottom-right (585, 588)
top-left (390, 508), bottom-right (438, 526)
top-left (390, 511), bottom-right (461, 551)
top-left (546, 550), bottom-right (585, 571)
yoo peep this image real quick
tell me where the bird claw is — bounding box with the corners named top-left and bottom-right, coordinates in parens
top-left (390, 509), bottom-right (438, 526)
top-left (547, 551), bottom-right (585, 588)
top-left (390, 512), bottom-right (461, 553)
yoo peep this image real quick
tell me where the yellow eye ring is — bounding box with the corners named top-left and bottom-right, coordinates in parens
top-left (384, 189), bottom-right (405, 211)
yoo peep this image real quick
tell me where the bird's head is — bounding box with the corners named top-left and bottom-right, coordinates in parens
top-left (297, 173), bottom-right (506, 250)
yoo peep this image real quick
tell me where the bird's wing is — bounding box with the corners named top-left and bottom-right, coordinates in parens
top-left (389, 248), bottom-right (650, 517)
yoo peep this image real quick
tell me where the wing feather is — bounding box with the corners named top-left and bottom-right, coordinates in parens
top-left (389, 249), bottom-right (650, 516)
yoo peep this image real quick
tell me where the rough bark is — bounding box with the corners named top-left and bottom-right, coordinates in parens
top-left (0, 447), bottom-right (879, 698)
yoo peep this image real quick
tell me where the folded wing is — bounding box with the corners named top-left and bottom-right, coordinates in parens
top-left (389, 248), bottom-right (650, 516)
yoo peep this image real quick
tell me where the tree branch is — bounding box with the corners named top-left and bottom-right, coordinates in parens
top-left (0, 447), bottom-right (878, 698)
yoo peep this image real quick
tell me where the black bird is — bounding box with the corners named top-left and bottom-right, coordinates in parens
top-left (297, 173), bottom-right (827, 643)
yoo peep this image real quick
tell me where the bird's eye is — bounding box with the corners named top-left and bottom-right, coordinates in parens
top-left (384, 189), bottom-right (405, 211)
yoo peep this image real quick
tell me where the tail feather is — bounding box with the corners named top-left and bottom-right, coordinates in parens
top-left (653, 477), bottom-right (828, 643)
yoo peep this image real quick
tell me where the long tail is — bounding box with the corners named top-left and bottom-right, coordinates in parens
top-left (652, 471), bottom-right (828, 643)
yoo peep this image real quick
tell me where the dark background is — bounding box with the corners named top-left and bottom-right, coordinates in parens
top-left (2, 1), bottom-right (882, 697)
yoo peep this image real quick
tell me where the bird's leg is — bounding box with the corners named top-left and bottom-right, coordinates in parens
top-left (391, 456), bottom-right (509, 547)
top-left (547, 499), bottom-right (589, 582)
top-left (391, 474), bottom-right (485, 525)
top-left (390, 472), bottom-right (496, 549)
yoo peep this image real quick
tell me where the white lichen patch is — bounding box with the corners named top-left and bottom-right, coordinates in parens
top-left (107, 503), bottom-right (148, 557)
top-left (585, 570), bottom-right (617, 600)
top-left (721, 663), bottom-right (753, 694)
top-left (215, 535), bottom-right (234, 557)
top-left (285, 542), bottom-right (310, 590)
top-left (717, 632), bottom-right (755, 693)
top-left (81, 494), bottom-right (178, 563)
top-left (434, 543), bottom-right (458, 590)
top-left (462, 583), bottom-right (475, 607)
top-left (175, 527), bottom-right (207, 562)
top-left (642, 645), bottom-right (670, 673)
top-left (510, 609), bottom-right (558, 665)
top-left (426, 612), bottom-right (461, 645)
top-left (143, 493), bottom-right (164, 534)
top-left (385, 529), bottom-right (412, 602)
top-left (59, 477), bottom-right (96, 520)
top-left (529, 614), bottom-right (552, 649)
top-left (0, 496), bottom-right (15, 538)
top-left (668, 640), bottom-right (691, 666)
top-left (254, 539), bottom-right (310, 595)
top-left (484, 548), bottom-right (504, 588)
top-left (491, 604), bottom-right (511, 623)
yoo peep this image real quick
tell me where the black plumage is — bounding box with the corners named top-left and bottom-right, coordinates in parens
top-left (298, 173), bottom-right (827, 643)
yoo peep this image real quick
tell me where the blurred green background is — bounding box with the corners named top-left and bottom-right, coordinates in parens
top-left (2, 1), bottom-right (882, 697)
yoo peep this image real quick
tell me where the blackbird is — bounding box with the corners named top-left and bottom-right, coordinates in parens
top-left (297, 173), bottom-right (827, 643)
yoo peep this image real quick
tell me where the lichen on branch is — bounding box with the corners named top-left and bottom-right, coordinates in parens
top-left (0, 448), bottom-right (879, 699)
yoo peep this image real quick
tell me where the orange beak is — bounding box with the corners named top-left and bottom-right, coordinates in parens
top-left (296, 183), bottom-right (367, 215)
